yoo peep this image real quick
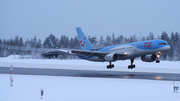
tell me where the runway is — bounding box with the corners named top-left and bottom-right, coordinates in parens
top-left (0, 67), bottom-right (180, 81)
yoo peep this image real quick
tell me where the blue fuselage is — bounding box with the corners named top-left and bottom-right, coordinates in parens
top-left (78, 39), bottom-right (170, 62)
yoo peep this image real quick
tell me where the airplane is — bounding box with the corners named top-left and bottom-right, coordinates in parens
top-left (42, 27), bottom-right (170, 69)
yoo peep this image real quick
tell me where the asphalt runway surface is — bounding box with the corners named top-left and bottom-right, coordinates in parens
top-left (0, 67), bottom-right (180, 81)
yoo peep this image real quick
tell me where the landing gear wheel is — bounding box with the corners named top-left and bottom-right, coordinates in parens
top-left (107, 62), bottom-right (114, 69)
top-left (156, 60), bottom-right (160, 63)
top-left (128, 58), bottom-right (135, 69)
top-left (107, 65), bottom-right (109, 69)
top-left (128, 64), bottom-right (135, 69)
top-left (107, 65), bottom-right (110, 69)
top-left (128, 66), bottom-right (130, 69)
top-left (132, 65), bottom-right (135, 68)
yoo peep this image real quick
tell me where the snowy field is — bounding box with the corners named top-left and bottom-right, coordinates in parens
top-left (0, 55), bottom-right (180, 101)
top-left (0, 74), bottom-right (180, 101)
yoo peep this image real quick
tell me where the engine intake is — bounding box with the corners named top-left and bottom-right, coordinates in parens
top-left (141, 54), bottom-right (156, 62)
top-left (104, 53), bottom-right (119, 62)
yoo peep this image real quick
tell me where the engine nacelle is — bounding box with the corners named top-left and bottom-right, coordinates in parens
top-left (141, 54), bottom-right (156, 62)
top-left (104, 53), bottom-right (119, 62)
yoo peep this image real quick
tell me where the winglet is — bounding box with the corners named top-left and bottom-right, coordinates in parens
top-left (76, 27), bottom-right (94, 50)
top-left (49, 39), bottom-right (55, 48)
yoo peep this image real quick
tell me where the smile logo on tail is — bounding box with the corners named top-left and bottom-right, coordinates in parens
top-left (80, 38), bottom-right (86, 47)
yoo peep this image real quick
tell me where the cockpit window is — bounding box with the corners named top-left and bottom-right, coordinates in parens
top-left (159, 43), bottom-right (167, 45)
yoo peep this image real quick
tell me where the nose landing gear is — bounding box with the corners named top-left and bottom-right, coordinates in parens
top-left (156, 60), bottom-right (160, 63)
top-left (156, 52), bottom-right (161, 63)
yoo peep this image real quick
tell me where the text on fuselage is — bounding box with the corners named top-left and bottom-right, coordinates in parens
top-left (144, 42), bottom-right (152, 48)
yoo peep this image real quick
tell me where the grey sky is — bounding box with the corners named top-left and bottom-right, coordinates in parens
top-left (1, 0), bottom-right (180, 41)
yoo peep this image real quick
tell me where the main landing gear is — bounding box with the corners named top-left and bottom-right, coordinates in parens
top-left (156, 60), bottom-right (160, 63)
top-left (128, 58), bottom-right (135, 69)
top-left (107, 62), bottom-right (114, 69)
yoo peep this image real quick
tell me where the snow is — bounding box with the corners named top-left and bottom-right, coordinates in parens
top-left (0, 74), bottom-right (180, 101)
top-left (0, 55), bottom-right (180, 101)
top-left (0, 55), bottom-right (180, 74)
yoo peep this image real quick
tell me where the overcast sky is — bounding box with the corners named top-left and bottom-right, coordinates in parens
top-left (1, 0), bottom-right (180, 41)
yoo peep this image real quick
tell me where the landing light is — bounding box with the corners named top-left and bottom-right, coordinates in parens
top-left (123, 76), bottom-right (129, 79)
top-left (158, 52), bottom-right (161, 55)
top-left (157, 55), bottom-right (160, 59)
top-left (155, 76), bottom-right (162, 80)
top-left (124, 52), bottom-right (128, 55)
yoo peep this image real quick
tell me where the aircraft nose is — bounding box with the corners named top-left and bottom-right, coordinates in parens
top-left (167, 45), bottom-right (170, 51)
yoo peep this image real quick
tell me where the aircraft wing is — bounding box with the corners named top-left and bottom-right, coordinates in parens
top-left (42, 49), bottom-right (127, 58)
top-left (42, 49), bottom-right (74, 57)
top-left (71, 50), bottom-right (108, 58)
top-left (71, 49), bottom-right (127, 58)
top-left (42, 49), bottom-right (107, 57)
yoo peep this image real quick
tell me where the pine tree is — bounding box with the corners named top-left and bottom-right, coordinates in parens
top-left (98, 36), bottom-right (105, 48)
top-left (105, 35), bottom-right (112, 46)
top-left (14, 35), bottom-right (19, 46)
top-left (112, 33), bottom-right (116, 45)
top-left (88, 36), bottom-right (97, 48)
top-left (161, 31), bottom-right (170, 60)
top-left (69, 37), bottom-right (75, 49)
top-left (3, 39), bottom-right (7, 45)
top-left (59, 35), bottom-right (69, 48)
top-left (19, 37), bottom-right (24, 46)
top-left (74, 35), bottom-right (80, 49)
top-left (116, 35), bottom-right (124, 44)
top-left (146, 32), bottom-right (154, 40)
top-left (133, 34), bottom-right (138, 42)
top-left (141, 36), bottom-right (146, 41)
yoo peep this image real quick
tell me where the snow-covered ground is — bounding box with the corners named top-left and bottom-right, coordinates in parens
top-left (0, 55), bottom-right (180, 101)
top-left (0, 74), bottom-right (180, 101)
top-left (0, 55), bottom-right (180, 74)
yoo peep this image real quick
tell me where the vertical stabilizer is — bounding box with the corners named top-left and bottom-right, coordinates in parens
top-left (76, 27), bottom-right (94, 50)
top-left (49, 39), bottom-right (55, 48)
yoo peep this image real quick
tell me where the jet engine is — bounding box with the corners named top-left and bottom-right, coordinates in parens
top-left (141, 54), bottom-right (156, 62)
top-left (104, 53), bottom-right (119, 62)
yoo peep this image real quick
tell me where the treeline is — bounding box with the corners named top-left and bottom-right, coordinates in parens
top-left (0, 31), bottom-right (180, 60)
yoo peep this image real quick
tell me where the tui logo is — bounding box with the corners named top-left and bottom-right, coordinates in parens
top-left (144, 42), bottom-right (152, 48)
top-left (80, 38), bottom-right (86, 47)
